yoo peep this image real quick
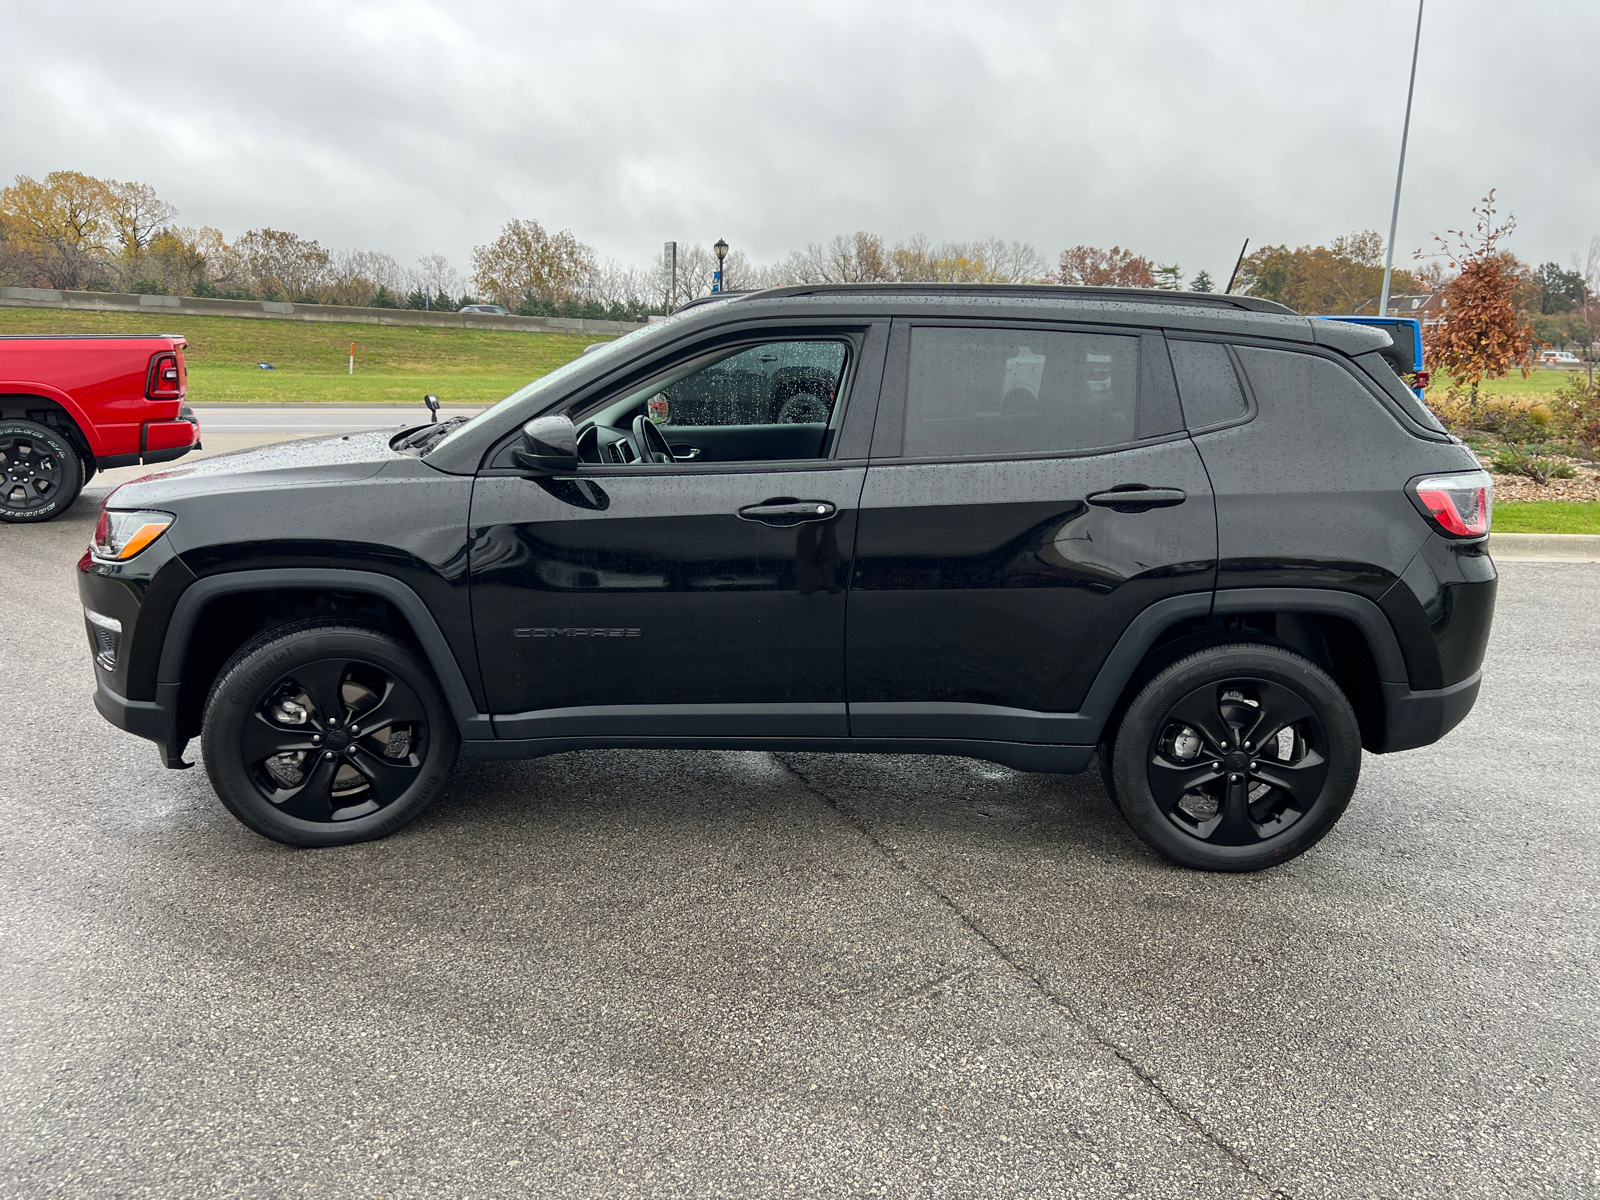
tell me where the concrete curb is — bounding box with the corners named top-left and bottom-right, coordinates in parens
top-left (1489, 532), bottom-right (1600, 560)
top-left (188, 403), bottom-right (490, 411)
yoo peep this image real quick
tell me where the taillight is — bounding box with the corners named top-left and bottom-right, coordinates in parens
top-left (1412, 370), bottom-right (1430, 388)
top-left (1408, 470), bottom-right (1492, 539)
top-left (146, 352), bottom-right (183, 400)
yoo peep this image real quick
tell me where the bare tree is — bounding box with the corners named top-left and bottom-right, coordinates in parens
top-left (319, 249), bottom-right (405, 306)
top-left (413, 252), bottom-right (462, 299)
top-left (586, 258), bottom-right (654, 309)
top-left (1579, 236), bottom-right (1600, 365)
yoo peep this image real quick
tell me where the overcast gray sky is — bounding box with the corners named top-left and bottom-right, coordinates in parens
top-left (5, 0), bottom-right (1596, 282)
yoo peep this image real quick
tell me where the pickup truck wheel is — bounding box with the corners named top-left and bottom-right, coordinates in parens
top-left (1109, 642), bottom-right (1361, 873)
top-left (202, 621), bottom-right (458, 847)
top-left (0, 421), bottom-right (84, 523)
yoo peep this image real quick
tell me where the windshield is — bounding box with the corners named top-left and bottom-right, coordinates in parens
top-left (423, 309), bottom-right (707, 456)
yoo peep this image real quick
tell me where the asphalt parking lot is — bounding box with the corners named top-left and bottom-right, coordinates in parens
top-left (2, 474), bottom-right (1597, 1198)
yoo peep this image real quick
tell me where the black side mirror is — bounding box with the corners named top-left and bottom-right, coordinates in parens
top-left (514, 414), bottom-right (578, 473)
top-left (423, 393), bottom-right (441, 424)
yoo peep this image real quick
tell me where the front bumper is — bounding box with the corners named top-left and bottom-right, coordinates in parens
top-left (94, 677), bottom-right (192, 768)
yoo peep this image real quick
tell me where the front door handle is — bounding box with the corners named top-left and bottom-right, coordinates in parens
top-left (1086, 486), bottom-right (1187, 512)
top-left (737, 497), bottom-right (837, 527)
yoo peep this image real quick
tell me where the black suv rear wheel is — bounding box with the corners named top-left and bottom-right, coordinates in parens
top-left (202, 621), bottom-right (458, 847)
top-left (1108, 642), bottom-right (1361, 872)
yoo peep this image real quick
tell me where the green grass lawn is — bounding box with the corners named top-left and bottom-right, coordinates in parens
top-left (0, 307), bottom-right (602, 403)
top-left (1426, 369), bottom-right (1585, 403)
top-left (1493, 501), bottom-right (1600, 534)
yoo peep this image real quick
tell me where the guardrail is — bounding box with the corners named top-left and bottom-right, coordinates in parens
top-left (0, 286), bottom-right (644, 337)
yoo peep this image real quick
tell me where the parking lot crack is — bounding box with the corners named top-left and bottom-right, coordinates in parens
top-left (772, 753), bottom-right (1293, 1199)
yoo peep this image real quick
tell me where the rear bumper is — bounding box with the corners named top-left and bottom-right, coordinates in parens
top-left (96, 408), bottom-right (201, 470)
top-left (93, 678), bottom-right (191, 769)
top-left (1376, 671), bottom-right (1481, 753)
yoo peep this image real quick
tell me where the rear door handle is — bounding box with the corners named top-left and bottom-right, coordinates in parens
top-left (1086, 486), bottom-right (1187, 512)
top-left (737, 497), bottom-right (837, 526)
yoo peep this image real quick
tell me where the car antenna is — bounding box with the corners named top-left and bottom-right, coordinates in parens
top-left (1224, 238), bottom-right (1250, 295)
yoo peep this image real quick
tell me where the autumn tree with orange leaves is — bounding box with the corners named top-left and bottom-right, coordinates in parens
top-left (1422, 191), bottom-right (1539, 404)
top-left (1055, 245), bottom-right (1156, 287)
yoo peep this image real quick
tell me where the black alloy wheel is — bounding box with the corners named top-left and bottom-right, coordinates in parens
top-left (1108, 642), bottom-right (1361, 872)
top-left (0, 421), bottom-right (83, 523)
top-left (203, 622), bottom-right (457, 847)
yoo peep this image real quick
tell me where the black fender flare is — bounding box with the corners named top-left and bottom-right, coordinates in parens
top-left (1075, 587), bottom-right (1408, 748)
top-left (157, 568), bottom-right (493, 739)
top-left (1210, 587), bottom-right (1407, 683)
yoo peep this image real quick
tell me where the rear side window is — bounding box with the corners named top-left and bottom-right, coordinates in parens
top-left (1168, 339), bottom-right (1248, 429)
top-left (1234, 345), bottom-right (1421, 440)
top-left (904, 327), bottom-right (1139, 457)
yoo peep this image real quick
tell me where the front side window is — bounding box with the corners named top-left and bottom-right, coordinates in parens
top-left (574, 338), bottom-right (852, 465)
top-left (903, 327), bottom-right (1139, 458)
top-left (652, 341), bottom-right (848, 429)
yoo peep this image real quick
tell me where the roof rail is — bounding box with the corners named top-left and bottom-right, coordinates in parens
top-left (670, 291), bottom-right (755, 314)
top-left (732, 282), bottom-right (1295, 315)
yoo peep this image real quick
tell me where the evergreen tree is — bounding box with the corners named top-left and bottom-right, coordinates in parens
top-left (1190, 269), bottom-right (1214, 292)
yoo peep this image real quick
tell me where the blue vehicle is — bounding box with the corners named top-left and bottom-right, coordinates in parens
top-left (1314, 315), bottom-right (1427, 398)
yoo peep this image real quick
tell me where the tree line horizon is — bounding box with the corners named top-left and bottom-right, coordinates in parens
top-left (0, 170), bottom-right (1594, 350)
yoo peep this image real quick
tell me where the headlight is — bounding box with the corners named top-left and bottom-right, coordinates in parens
top-left (92, 508), bottom-right (175, 560)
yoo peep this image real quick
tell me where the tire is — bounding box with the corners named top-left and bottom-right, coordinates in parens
top-left (202, 620), bottom-right (458, 847)
top-left (1108, 642), bottom-right (1361, 872)
top-left (0, 420), bottom-right (84, 523)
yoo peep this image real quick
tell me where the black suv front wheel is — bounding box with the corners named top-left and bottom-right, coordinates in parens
top-left (1108, 642), bottom-right (1361, 872)
top-left (202, 621), bottom-right (458, 847)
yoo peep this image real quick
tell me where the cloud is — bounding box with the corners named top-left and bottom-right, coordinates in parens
top-left (5, 0), bottom-right (1596, 281)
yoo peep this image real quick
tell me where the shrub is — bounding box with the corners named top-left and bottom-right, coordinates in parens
top-left (1428, 387), bottom-right (1551, 442)
top-left (1489, 446), bottom-right (1577, 483)
top-left (1550, 372), bottom-right (1600, 448)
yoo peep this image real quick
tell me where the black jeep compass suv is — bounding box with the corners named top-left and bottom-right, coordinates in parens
top-left (78, 285), bottom-right (1496, 871)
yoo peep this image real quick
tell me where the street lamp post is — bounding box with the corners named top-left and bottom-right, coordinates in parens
top-left (713, 238), bottom-right (729, 294)
top-left (1379, 0), bottom-right (1425, 319)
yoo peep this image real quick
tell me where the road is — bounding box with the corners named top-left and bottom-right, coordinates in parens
top-left (2, 474), bottom-right (1597, 1198)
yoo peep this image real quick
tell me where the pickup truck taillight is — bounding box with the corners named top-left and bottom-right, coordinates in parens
top-left (146, 352), bottom-right (183, 400)
top-left (1408, 470), bottom-right (1492, 539)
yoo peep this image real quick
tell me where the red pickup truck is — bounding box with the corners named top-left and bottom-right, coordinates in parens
top-left (1, 333), bottom-right (200, 523)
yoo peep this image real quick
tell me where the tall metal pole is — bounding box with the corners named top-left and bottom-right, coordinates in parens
top-left (1379, 0), bottom-right (1425, 318)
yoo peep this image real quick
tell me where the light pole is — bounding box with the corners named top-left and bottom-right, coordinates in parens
top-left (713, 238), bottom-right (728, 294)
top-left (1379, 0), bottom-right (1425, 318)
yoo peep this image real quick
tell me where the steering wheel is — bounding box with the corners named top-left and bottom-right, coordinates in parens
top-left (631, 414), bottom-right (676, 464)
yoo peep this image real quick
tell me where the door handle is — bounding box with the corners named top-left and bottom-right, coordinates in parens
top-left (737, 497), bottom-right (837, 527)
top-left (1086, 486), bottom-right (1187, 512)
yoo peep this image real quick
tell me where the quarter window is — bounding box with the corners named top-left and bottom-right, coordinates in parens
top-left (903, 328), bottom-right (1139, 458)
top-left (1168, 339), bottom-right (1249, 429)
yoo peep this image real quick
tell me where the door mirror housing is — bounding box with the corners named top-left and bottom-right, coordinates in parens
top-left (514, 414), bottom-right (579, 473)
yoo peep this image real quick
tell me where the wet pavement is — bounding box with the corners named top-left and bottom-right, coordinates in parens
top-left (2, 483), bottom-right (1596, 1199)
